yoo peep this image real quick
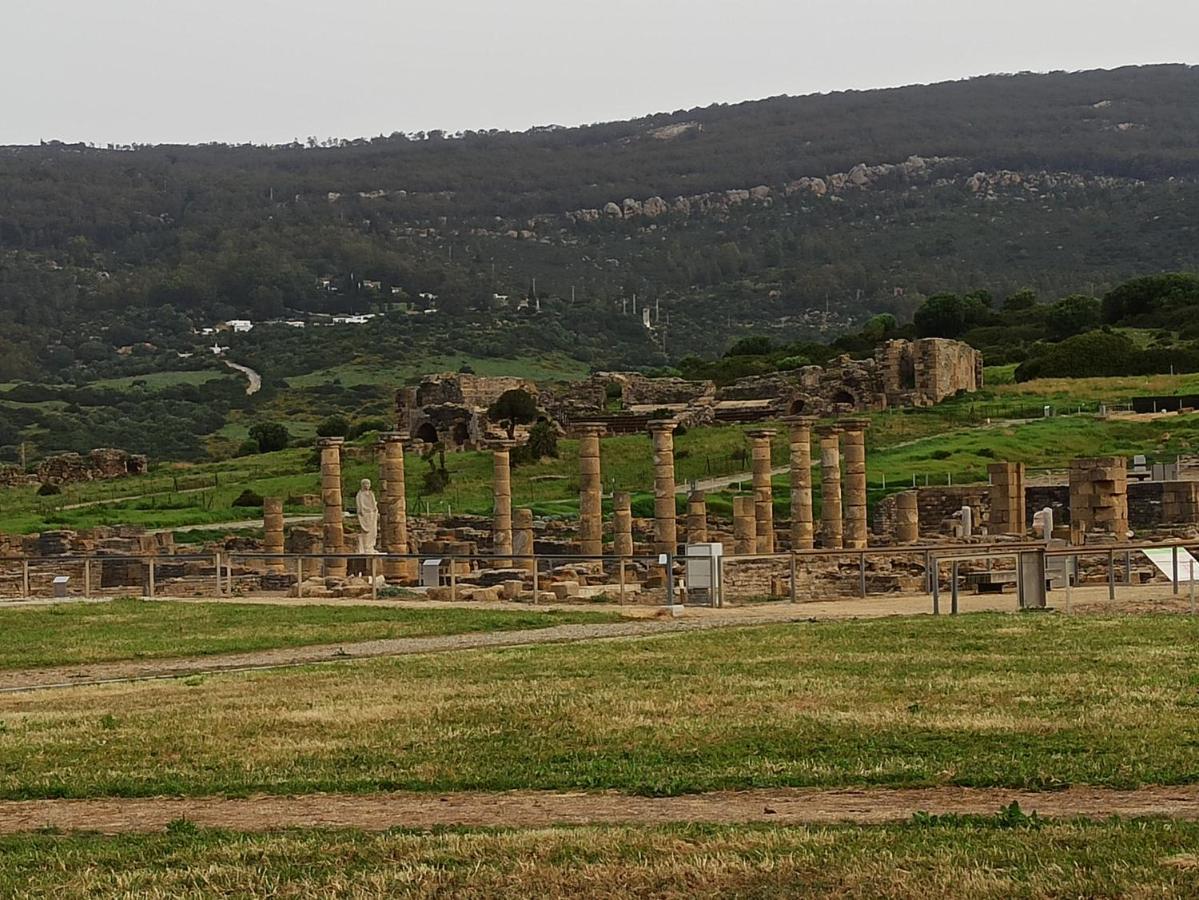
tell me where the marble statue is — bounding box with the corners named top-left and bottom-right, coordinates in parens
top-left (356, 478), bottom-right (379, 554)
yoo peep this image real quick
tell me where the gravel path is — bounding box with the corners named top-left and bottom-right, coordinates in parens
top-left (2, 786), bottom-right (1197, 834)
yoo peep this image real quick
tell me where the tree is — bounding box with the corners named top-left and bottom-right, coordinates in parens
top-left (1045, 294), bottom-right (1101, 341)
top-left (317, 415), bottom-right (350, 437)
top-left (248, 422), bottom-right (290, 453)
top-left (1004, 288), bottom-right (1038, 311)
top-left (913, 293), bottom-right (994, 339)
top-left (487, 389), bottom-right (538, 439)
top-left (526, 420), bottom-right (558, 461)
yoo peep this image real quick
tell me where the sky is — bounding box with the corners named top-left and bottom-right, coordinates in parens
top-left (4, 0), bottom-right (1198, 146)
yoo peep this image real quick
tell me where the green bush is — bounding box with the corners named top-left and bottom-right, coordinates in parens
top-left (36, 482), bottom-right (61, 496)
top-left (316, 415), bottom-right (350, 438)
top-left (248, 421), bottom-right (290, 453)
top-left (231, 489), bottom-right (264, 508)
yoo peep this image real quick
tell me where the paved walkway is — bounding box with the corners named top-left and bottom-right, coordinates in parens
top-left (2, 786), bottom-right (1196, 834)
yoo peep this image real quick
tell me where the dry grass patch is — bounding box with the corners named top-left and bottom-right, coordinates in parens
top-left (0, 614), bottom-right (1197, 798)
top-left (3, 819), bottom-right (1199, 898)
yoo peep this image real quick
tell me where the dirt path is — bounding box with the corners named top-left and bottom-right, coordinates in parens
top-left (0, 595), bottom-right (1022, 693)
top-left (222, 360), bottom-right (262, 395)
top-left (2, 786), bottom-right (1197, 834)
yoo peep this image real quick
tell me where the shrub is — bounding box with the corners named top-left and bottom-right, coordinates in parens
top-left (36, 482), bottom-right (61, 496)
top-left (316, 414), bottom-right (350, 437)
top-left (348, 418), bottom-right (391, 439)
top-left (236, 438), bottom-right (260, 457)
top-left (231, 489), bottom-right (264, 508)
top-left (247, 422), bottom-right (290, 453)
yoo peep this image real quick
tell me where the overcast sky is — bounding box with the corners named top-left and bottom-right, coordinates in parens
top-left (4, 0), bottom-right (1197, 146)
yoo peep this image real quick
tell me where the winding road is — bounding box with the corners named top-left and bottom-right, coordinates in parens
top-left (223, 360), bottom-right (262, 395)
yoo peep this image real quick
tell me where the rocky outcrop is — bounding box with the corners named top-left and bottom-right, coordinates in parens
top-left (0, 449), bottom-right (148, 488)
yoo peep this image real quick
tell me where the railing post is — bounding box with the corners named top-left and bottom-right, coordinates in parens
top-left (148, 557), bottom-right (156, 599)
top-left (789, 552), bottom-right (797, 604)
top-left (214, 552), bottom-right (223, 597)
top-left (296, 556), bottom-right (304, 598)
top-left (1191, 558), bottom-right (1196, 616)
top-left (532, 555), bottom-right (539, 604)
top-left (449, 556), bottom-right (457, 602)
top-left (618, 558), bottom-right (626, 606)
top-left (22, 560), bottom-right (29, 599)
top-left (1125, 550), bottom-right (1132, 585)
top-left (1173, 546), bottom-right (1180, 595)
top-left (665, 552), bottom-right (675, 608)
top-left (931, 555), bottom-right (939, 615)
top-left (859, 552), bottom-right (867, 599)
top-left (950, 560), bottom-right (959, 615)
top-left (1108, 549), bottom-right (1116, 602)
top-left (83, 559), bottom-right (91, 598)
top-left (370, 555), bottom-right (378, 601)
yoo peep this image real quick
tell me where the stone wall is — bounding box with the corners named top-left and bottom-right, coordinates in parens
top-left (0, 449), bottom-right (148, 488)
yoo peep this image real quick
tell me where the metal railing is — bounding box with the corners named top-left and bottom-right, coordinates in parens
top-left (0, 539), bottom-right (1194, 615)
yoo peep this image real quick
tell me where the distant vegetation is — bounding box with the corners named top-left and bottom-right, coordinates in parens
top-left (1, 66), bottom-right (1199, 461)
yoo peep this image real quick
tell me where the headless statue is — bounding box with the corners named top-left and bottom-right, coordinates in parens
top-left (356, 478), bottom-right (379, 554)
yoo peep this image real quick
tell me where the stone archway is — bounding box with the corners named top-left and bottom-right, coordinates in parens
top-left (414, 422), bottom-right (439, 444)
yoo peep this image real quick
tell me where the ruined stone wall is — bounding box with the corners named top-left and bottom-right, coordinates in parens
top-left (873, 486), bottom-right (990, 537)
top-left (414, 374), bottom-right (538, 409)
top-left (0, 449), bottom-right (149, 488)
top-left (877, 338), bottom-right (982, 407)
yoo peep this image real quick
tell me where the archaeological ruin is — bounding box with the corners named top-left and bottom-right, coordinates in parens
top-left (396, 338), bottom-right (982, 449)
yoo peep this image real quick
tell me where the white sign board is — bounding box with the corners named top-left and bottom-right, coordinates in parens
top-left (1141, 548), bottom-right (1199, 584)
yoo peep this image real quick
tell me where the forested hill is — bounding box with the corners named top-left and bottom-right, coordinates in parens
top-left (2, 64), bottom-right (1199, 381)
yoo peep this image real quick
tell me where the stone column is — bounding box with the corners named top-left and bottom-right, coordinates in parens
top-left (491, 440), bottom-right (516, 567)
top-left (988, 462), bottom-right (1026, 536)
top-left (896, 491), bottom-right (920, 543)
top-left (512, 507), bottom-right (536, 572)
top-left (380, 433), bottom-right (412, 580)
top-left (577, 424), bottom-right (605, 558)
top-left (747, 429), bottom-right (777, 553)
top-left (317, 437), bottom-right (346, 577)
top-left (783, 417), bottom-right (816, 551)
top-left (612, 491), bottom-right (634, 558)
top-left (818, 426), bottom-right (843, 550)
top-left (263, 496), bottom-right (284, 572)
top-left (733, 496), bottom-right (756, 554)
top-left (840, 419), bottom-right (870, 550)
top-left (648, 420), bottom-right (678, 555)
top-left (687, 490), bottom-right (708, 544)
top-left (1069, 457), bottom-right (1128, 544)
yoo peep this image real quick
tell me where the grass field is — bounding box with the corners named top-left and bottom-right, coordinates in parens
top-left (2, 818), bottom-right (1198, 897)
top-left (0, 599), bottom-right (621, 671)
top-left (283, 353), bottom-right (590, 389)
top-left (2, 613), bottom-right (1196, 799)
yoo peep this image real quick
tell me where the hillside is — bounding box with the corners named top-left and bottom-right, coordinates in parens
top-left (1, 64), bottom-right (1199, 461)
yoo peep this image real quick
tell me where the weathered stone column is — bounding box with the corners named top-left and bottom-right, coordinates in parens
top-left (687, 490), bottom-right (708, 544)
top-left (648, 420), bottom-right (678, 555)
top-left (1068, 456), bottom-right (1129, 544)
top-left (988, 461), bottom-right (1026, 536)
top-left (512, 507), bottom-right (536, 573)
top-left (896, 491), bottom-right (920, 543)
top-left (317, 437), bottom-right (346, 577)
top-left (577, 424), bottom-right (605, 558)
top-left (491, 440), bottom-right (515, 567)
top-left (818, 426), bottom-right (843, 550)
top-left (733, 496), bottom-right (756, 555)
top-left (263, 496), bottom-right (285, 572)
top-left (612, 491), bottom-right (634, 558)
top-left (747, 429), bottom-right (777, 553)
top-left (380, 433), bottom-right (412, 580)
top-left (840, 418), bottom-right (870, 549)
top-left (783, 416), bottom-right (817, 551)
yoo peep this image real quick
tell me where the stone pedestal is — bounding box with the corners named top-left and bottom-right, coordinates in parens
top-left (988, 462), bottom-right (1026, 536)
top-left (818, 426), bottom-right (843, 550)
top-left (577, 424), bottom-right (605, 557)
top-left (1069, 457), bottom-right (1129, 544)
top-left (263, 497), bottom-right (284, 572)
top-left (733, 496), bottom-right (756, 555)
top-left (380, 433), bottom-right (413, 580)
top-left (687, 490), bottom-right (707, 544)
top-left (613, 491), bottom-right (634, 557)
top-left (896, 491), bottom-right (920, 543)
top-left (491, 441), bottom-right (515, 567)
top-left (512, 507), bottom-right (536, 572)
top-left (783, 416), bottom-right (817, 551)
top-left (648, 421), bottom-right (678, 555)
top-left (317, 437), bottom-right (346, 577)
top-left (840, 419), bottom-right (870, 549)
top-left (747, 429), bottom-right (777, 553)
